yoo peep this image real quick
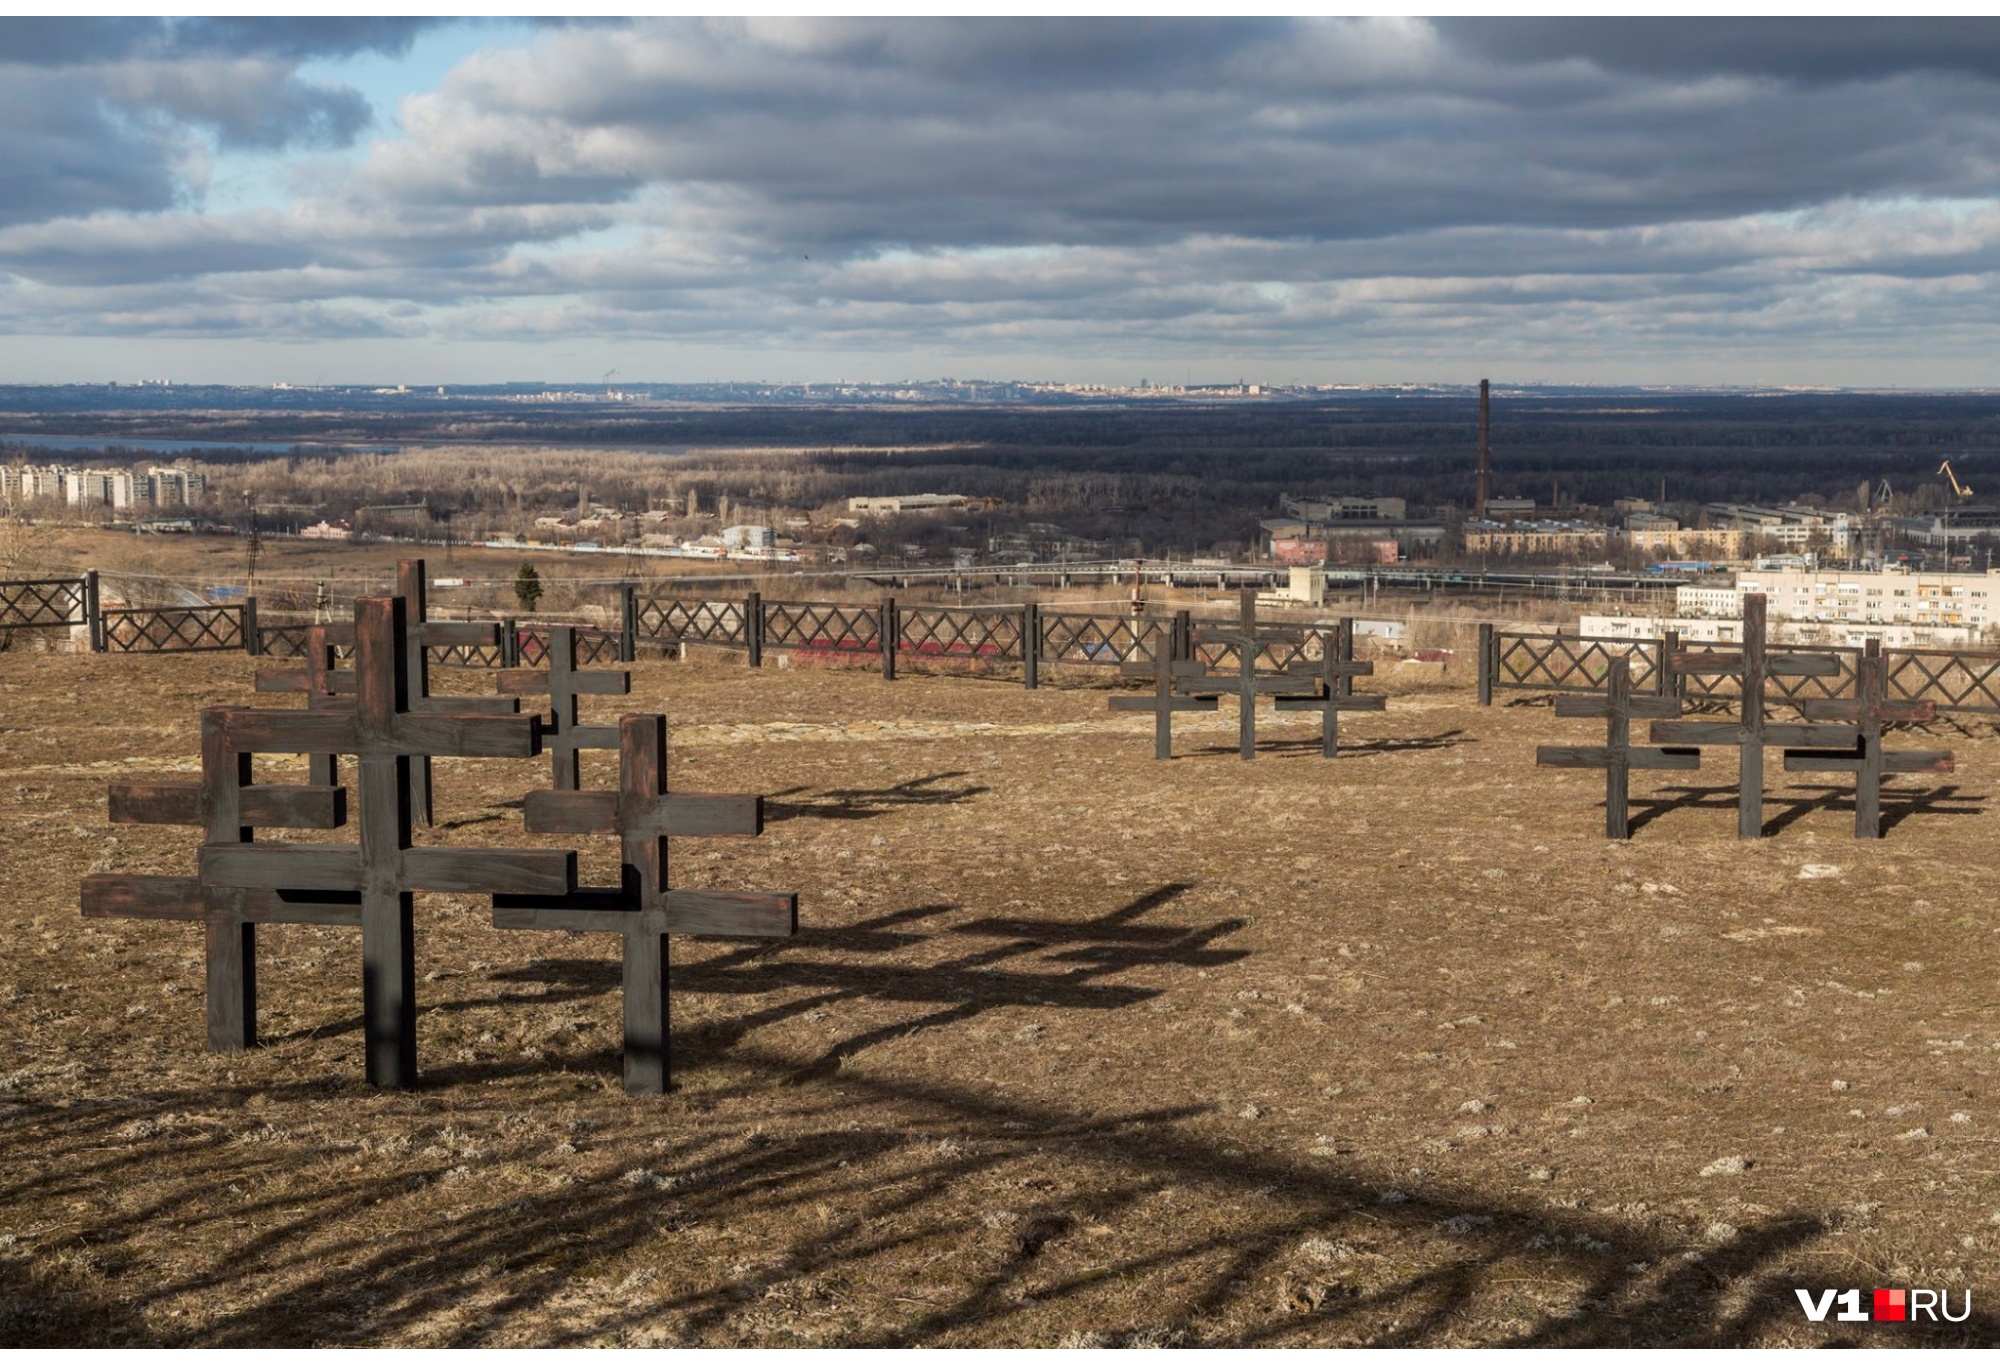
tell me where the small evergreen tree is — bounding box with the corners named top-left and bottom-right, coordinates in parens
top-left (513, 562), bottom-right (543, 612)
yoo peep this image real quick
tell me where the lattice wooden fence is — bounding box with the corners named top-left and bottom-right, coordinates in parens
top-left (518, 624), bottom-right (624, 668)
top-left (634, 594), bottom-right (748, 648)
top-left (762, 598), bottom-right (882, 654)
top-left (897, 604), bottom-right (1020, 662)
top-left (1037, 611), bottom-right (1174, 667)
top-left (1481, 625), bottom-right (2000, 717)
top-left (1883, 648), bottom-right (2000, 714)
top-left (101, 603), bottom-right (246, 653)
top-left (1488, 631), bottom-right (1668, 696)
top-left (0, 574), bottom-right (90, 631)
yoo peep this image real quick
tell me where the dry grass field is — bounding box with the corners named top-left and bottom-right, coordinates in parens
top-left (2, 640), bottom-right (1998, 1346)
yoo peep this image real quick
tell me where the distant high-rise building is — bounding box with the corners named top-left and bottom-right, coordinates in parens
top-left (64, 470), bottom-right (116, 507)
top-left (147, 466), bottom-right (204, 506)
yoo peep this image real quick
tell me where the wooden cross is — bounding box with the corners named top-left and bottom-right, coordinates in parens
top-left (1649, 593), bottom-right (1857, 839)
top-left (1273, 619), bottom-right (1387, 758)
top-left (1785, 638), bottom-right (1954, 838)
top-left (253, 560), bottom-right (518, 821)
top-left (1185, 588), bottom-right (1318, 759)
top-left (497, 624), bottom-right (631, 789)
top-left (203, 595), bottom-right (577, 1088)
top-left (253, 622), bottom-right (346, 785)
top-left (491, 713), bottom-right (797, 1093)
top-left (83, 709), bottom-right (359, 1050)
top-left (1110, 650), bottom-right (1220, 759)
top-left (1537, 656), bottom-right (1701, 838)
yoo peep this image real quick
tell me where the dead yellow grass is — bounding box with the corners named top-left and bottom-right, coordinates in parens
top-left (0, 646), bottom-right (1996, 1345)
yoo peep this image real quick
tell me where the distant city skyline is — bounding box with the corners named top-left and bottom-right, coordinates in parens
top-left (7, 19), bottom-right (2000, 388)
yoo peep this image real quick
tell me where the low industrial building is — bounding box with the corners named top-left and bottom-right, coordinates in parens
top-left (1462, 520), bottom-right (1611, 556)
top-left (847, 494), bottom-right (969, 514)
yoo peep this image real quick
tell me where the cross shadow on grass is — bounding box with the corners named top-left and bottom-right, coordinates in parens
top-left (1624, 781), bottom-right (1983, 837)
top-left (1217, 730), bottom-right (1472, 759)
top-left (764, 772), bottom-right (991, 822)
top-left (469, 883), bottom-right (1244, 1088)
top-left (5, 1041), bottom-right (1994, 1347)
top-left (1624, 785), bottom-right (1750, 836)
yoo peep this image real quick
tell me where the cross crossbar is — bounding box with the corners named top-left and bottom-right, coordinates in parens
top-left (1110, 648), bottom-right (1219, 758)
top-left (1648, 593), bottom-right (1855, 838)
top-left (497, 624), bottom-right (631, 789)
top-left (1173, 588), bottom-right (1318, 759)
top-left (1784, 639), bottom-right (1955, 837)
top-left (81, 709), bottom-right (364, 1050)
top-left (1270, 619), bottom-right (1387, 758)
top-left (490, 713), bottom-right (796, 1093)
top-left (1537, 656), bottom-right (1699, 838)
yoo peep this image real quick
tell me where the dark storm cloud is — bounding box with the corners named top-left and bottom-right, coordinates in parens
top-left (363, 19), bottom-right (2000, 247)
top-left (0, 18), bottom-right (444, 226)
top-left (0, 18), bottom-right (438, 66)
top-left (0, 72), bottom-right (181, 224)
top-left (5, 17), bottom-right (2000, 372)
top-left (1437, 18), bottom-right (2000, 85)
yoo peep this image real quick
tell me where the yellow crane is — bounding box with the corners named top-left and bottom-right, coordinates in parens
top-left (1939, 460), bottom-right (1974, 501)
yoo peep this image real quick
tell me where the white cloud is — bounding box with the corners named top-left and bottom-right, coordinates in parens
top-left (6, 18), bottom-right (2000, 380)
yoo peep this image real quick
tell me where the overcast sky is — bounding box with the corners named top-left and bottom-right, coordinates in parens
top-left (6, 17), bottom-right (2000, 387)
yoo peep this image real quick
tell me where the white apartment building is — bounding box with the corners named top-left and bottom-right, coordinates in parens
top-left (147, 466), bottom-right (205, 505)
top-left (1675, 565), bottom-right (2000, 637)
top-left (2, 463), bottom-right (205, 509)
top-left (1583, 565), bottom-right (2000, 647)
top-left (1582, 615), bottom-right (1746, 645)
top-left (1581, 614), bottom-right (1976, 649)
top-left (63, 470), bottom-right (116, 507)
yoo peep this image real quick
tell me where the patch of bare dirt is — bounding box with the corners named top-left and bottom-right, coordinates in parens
top-left (0, 645), bottom-right (1996, 1346)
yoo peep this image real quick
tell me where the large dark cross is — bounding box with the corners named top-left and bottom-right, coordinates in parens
top-left (83, 710), bottom-right (359, 1050)
top-left (1785, 638), bottom-right (1954, 838)
top-left (497, 625), bottom-right (631, 788)
top-left (1273, 619), bottom-right (1387, 758)
top-left (1650, 593), bottom-right (1857, 839)
top-left (1185, 588), bottom-right (1318, 759)
top-left (253, 560), bottom-right (517, 821)
top-left (204, 595), bottom-right (576, 1087)
top-left (1536, 656), bottom-right (1700, 838)
top-left (491, 713), bottom-right (797, 1093)
top-left (1110, 649), bottom-right (1219, 759)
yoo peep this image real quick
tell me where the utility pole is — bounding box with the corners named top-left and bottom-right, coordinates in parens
top-left (1475, 378), bottom-right (1491, 520)
top-left (243, 492), bottom-right (261, 596)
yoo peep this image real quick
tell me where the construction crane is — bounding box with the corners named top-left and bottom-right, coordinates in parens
top-left (603, 368), bottom-right (619, 396)
top-left (1939, 460), bottom-right (1974, 501)
top-left (1875, 476), bottom-right (1892, 507)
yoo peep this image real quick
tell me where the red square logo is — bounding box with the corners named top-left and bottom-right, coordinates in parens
top-left (1874, 1289), bottom-right (1906, 1322)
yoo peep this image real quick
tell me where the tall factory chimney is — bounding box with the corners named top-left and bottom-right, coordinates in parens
top-left (1474, 378), bottom-right (1491, 519)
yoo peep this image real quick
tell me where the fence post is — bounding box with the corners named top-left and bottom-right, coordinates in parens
top-left (880, 596), bottom-right (898, 681)
top-left (1659, 630), bottom-right (1679, 698)
top-left (1021, 601), bottom-right (1039, 690)
top-left (745, 590), bottom-right (763, 668)
top-left (242, 596), bottom-right (260, 655)
top-left (502, 618), bottom-right (520, 667)
top-left (1174, 608), bottom-right (1193, 662)
top-left (1476, 622), bottom-right (1494, 705)
top-left (84, 569), bottom-right (105, 653)
top-left (619, 584), bottom-right (638, 663)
